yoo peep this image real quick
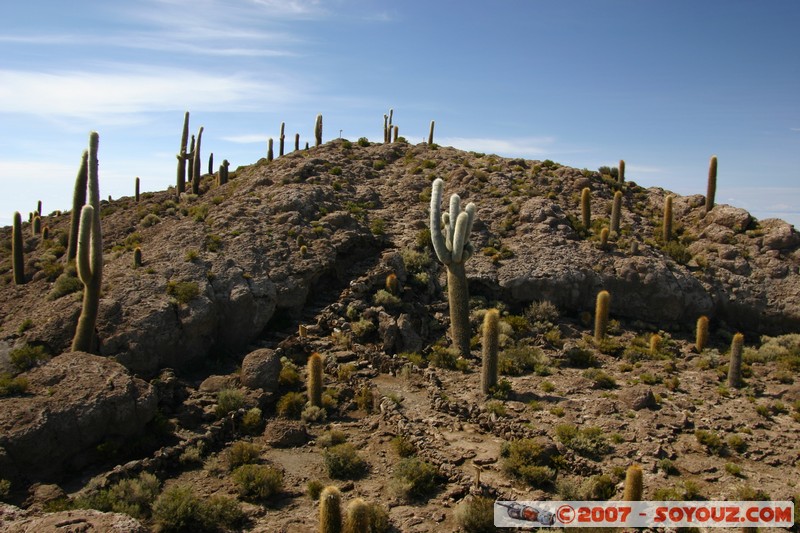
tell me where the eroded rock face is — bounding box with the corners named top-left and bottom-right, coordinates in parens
top-left (0, 503), bottom-right (148, 533)
top-left (0, 352), bottom-right (157, 483)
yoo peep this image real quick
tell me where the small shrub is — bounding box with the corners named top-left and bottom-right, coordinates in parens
top-left (540, 380), bottom-right (555, 393)
top-left (486, 400), bottom-right (506, 416)
top-left (232, 464), bottom-right (283, 500)
top-left (278, 358), bottom-right (301, 388)
top-left (357, 137), bottom-right (370, 147)
top-left (659, 458), bottom-right (678, 475)
top-left (167, 280), bottom-right (200, 305)
top-left (581, 474), bottom-right (616, 500)
top-left (727, 434), bottom-right (747, 453)
top-left (564, 346), bottom-right (597, 368)
top-left (306, 479), bottom-right (324, 500)
top-left (226, 441), bottom-right (260, 470)
top-left (276, 391), bottom-right (305, 419)
top-left (555, 424), bottom-right (611, 458)
top-left (140, 213), bottom-right (161, 227)
top-left (48, 272), bottom-right (84, 300)
top-left (391, 457), bottom-right (440, 500)
top-left (351, 318), bottom-right (375, 339)
top-left (241, 407), bottom-right (263, 435)
top-left (17, 318), bottom-right (33, 334)
top-left (373, 289), bottom-right (401, 308)
top-left (455, 496), bottom-right (494, 533)
top-left (391, 435), bottom-right (416, 458)
top-left (9, 344), bottom-right (50, 372)
top-left (501, 438), bottom-right (557, 488)
top-left (152, 485), bottom-right (242, 532)
top-left (428, 345), bottom-right (467, 370)
top-left (317, 430), bottom-right (348, 448)
top-left (179, 444), bottom-right (205, 465)
top-left (301, 404), bottom-right (327, 423)
top-left (355, 386), bottom-right (375, 412)
top-left (525, 300), bottom-right (559, 323)
top-left (215, 388), bottom-right (245, 418)
top-left (695, 429), bottom-right (724, 455)
top-left (0, 373), bottom-right (29, 396)
top-left (582, 368), bottom-right (617, 389)
top-left (0, 479), bottom-right (10, 500)
top-left (373, 159), bottom-right (386, 170)
top-left (724, 463), bottom-right (743, 477)
top-left (324, 443), bottom-right (367, 479)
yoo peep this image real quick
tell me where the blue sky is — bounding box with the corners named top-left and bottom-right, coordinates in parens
top-left (1, 0), bottom-right (798, 227)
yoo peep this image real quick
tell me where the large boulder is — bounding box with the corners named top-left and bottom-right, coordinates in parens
top-left (0, 352), bottom-right (158, 483)
top-left (240, 348), bottom-right (281, 393)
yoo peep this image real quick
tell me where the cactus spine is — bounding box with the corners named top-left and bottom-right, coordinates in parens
top-left (308, 352), bottom-right (323, 407)
top-left (192, 127), bottom-right (204, 195)
top-left (133, 247), bottom-right (142, 268)
top-left (481, 309), bottom-right (500, 394)
top-left (344, 498), bottom-right (369, 533)
top-left (623, 464), bottom-right (643, 501)
top-left (610, 190), bottom-right (622, 234)
top-left (135, 177), bottom-right (140, 203)
top-left (315, 114), bottom-right (323, 146)
top-left (428, 120), bottom-right (435, 145)
top-left (662, 195), bottom-right (673, 243)
top-left (594, 290), bottom-right (610, 341)
top-left (581, 187), bottom-right (591, 231)
top-left (696, 315), bottom-right (709, 352)
top-left (618, 159), bottom-right (625, 184)
top-left (319, 486), bottom-right (342, 533)
top-left (72, 131), bottom-right (103, 354)
top-left (727, 333), bottom-right (744, 388)
top-left (67, 150), bottom-right (89, 262)
top-left (430, 178), bottom-right (477, 357)
top-left (267, 138), bottom-right (274, 162)
top-left (12, 212), bottom-right (24, 285)
top-left (176, 111), bottom-right (190, 195)
top-left (706, 155), bottom-right (717, 213)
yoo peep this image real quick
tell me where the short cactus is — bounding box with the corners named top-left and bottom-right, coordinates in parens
top-left (308, 352), bottom-right (323, 408)
top-left (385, 273), bottom-right (399, 295)
top-left (594, 290), bottom-right (611, 341)
top-left (662, 195), bottom-right (673, 243)
top-left (706, 155), bottom-right (717, 213)
top-left (428, 120), bottom-right (435, 145)
top-left (219, 160), bottom-right (229, 186)
top-left (315, 114), bottom-right (323, 146)
top-left (610, 190), bottom-right (622, 234)
top-left (133, 247), bottom-right (142, 268)
top-left (695, 316), bottom-right (709, 352)
top-left (481, 309), bottom-right (500, 394)
top-left (623, 464), bottom-right (643, 501)
top-left (581, 187), bottom-right (591, 231)
top-left (12, 212), bottom-right (24, 285)
top-left (600, 227), bottom-right (609, 247)
top-left (393, 125), bottom-right (399, 143)
top-left (430, 178), bottom-right (477, 357)
top-left (344, 498), bottom-right (370, 533)
top-left (176, 111), bottom-right (190, 194)
top-left (618, 159), bottom-right (625, 184)
top-left (649, 334), bottom-right (661, 356)
top-left (42, 225), bottom-right (50, 240)
top-left (67, 150), bottom-right (89, 262)
top-left (727, 333), bottom-right (744, 388)
top-left (279, 122), bottom-right (286, 156)
top-left (268, 138), bottom-right (274, 162)
top-left (319, 485), bottom-right (342, 533)
top-left (192, 127), bottom-right (204, 195)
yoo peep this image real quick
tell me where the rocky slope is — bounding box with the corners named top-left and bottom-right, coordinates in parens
top-left (0, 138), bottom-right (798, 531)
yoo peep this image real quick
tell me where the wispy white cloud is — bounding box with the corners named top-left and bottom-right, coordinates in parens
top-left (791, 127), bottom-right (800, 132)
top-left (222, 134), bottom-right (270, 144)
top-left (437, 136), bottom-right (558, 157)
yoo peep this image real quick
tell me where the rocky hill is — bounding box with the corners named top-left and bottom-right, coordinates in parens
top-left (0, 136), bottom-right (798, 532)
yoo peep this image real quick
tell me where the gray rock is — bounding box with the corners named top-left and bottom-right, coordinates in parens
top-left (620, 385), bottom-right (658, 410)
top-left (240, 348), bottom-right (281, 393)
top-left (263, 419), bottom-right (309, 448)
top-left (0, 503), bottom-right (148, 533)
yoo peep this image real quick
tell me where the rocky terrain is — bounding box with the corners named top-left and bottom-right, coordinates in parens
top-left (0, 135), bottom-right (798, 532)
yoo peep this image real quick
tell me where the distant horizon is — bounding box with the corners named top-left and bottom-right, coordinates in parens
top-left (2, 1), bottom-right (798, 228)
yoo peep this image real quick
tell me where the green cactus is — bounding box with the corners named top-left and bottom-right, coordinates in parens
top-left (176, 111), bottom-right (190, 195)
top-left (662, 195), bottom-right (673, 243)
top-left (192, 127), bottom-right (204, 195)
top-left (481, 309), bottom-right (500, 395)
top-left (428, 120), bottom-right (435, 145)
top-left (706, 155), bottom-right (717, 213)
top-left (67, 150), bottom-right (88, 263)
top-left (383, 114), bottom-right (389, 143)
top-left (133, 246), bottom-right (142, 268)
top-left (135, 176), bottom-right (140, 203)
top-left (623, 464), bottom-right (643, 501)
top-left (37, 200), bottom-right (42, 217)
top-left (268, 138), bottom-right (274, 162)
top-left (32, 216), bottom-right (41, 238)
top-left (295, 133), bottom-right (300, 152)
top-left (208, 153), bottom-right (213, 175)
top-left (315, 114), bottom-right (323, 146)
top-left (186, 134), bottom-right (196, 194)
top-left (727, 333), bottom-right (744, 388)
top-left (279, 122), bottom-right (286, 156)
top-left (219, 160), bottom-right (230, 186)
top-left (42, 226), bottom-right (50, 240)
top-left (610, 190), bottom-right (622, 234)
top-left (344, 498), bottom-right (370, 533)
top-left (618, 159), bottom-right (625, 184)
top-left (695, 315), bottom-right (709, 352)
top-left (393, 125), bottom-right (399, 143)
top-left (12, 212), bottom-right (24, 285)
top-left (581, 187), bottom-right (591, 231)
top-left (594, 290), bottom-right (611, 341)
top-left (308, 352), bottom-right (323, 408)
top-left (649, 333), bottom-right (661, 356)
top-left (72, 131), bottom-right (103, 354)
top-left (319, 486), bottom-right (342, 533)
top-left (430, 178), bottom-right (477, 357)
top-left (600, 227), bottom-right (609, 247)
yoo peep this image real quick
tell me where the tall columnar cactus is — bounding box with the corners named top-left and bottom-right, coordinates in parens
top-left (705, 155), bottom-right (717, 213)
top-left (594, 290), bottom-right (611, 341)
top-left (279, 122), bottom-right (286, 156)
top-left (176, 111), bottom-right (190, 195)
top-left (623, 464), bottom-right (643, 501)
top-left (319, 486), bottom-right (342, 533)
top-left (618, 159), bottom-right (626, 184)
top-left (186, 134), bottom-right (196, 193)
top-left (315, 114), bottom-right (323, 147)
top-left (393, 125), bottom-right (399, 143)
top-left (192, 127), bottom-right (204, 195)
top-left (344, 498), bottom-right (370, 533)
top-left (383, 114), bottom-right (389, 143)
top-left (32, 216), bottom-right (41, 238)
top-left (72, 131), bottom-right (103, 354)
top-left (696, 315), bottom-right (709, 352)
top-left (662, 195), bottom-right (673, 243)
top-left (267, 138), bottom-right (274, 162)
top-left (135, 177), bottom-right (140, 203)
top-left (37, 200), bottom-right (42, 217)
top-left (295, 133), bottom-right (300, 152)
top-left (727, 333), bottom-right (744, 388)
top-left (219, 160), bottom-right (229, 186)
top-left (481, 309), bottom-right (500, 394)
top-left (208, 153), bottom-right (213, 175)
top-left (581, 187), bottom-right (591, 231)
top-left (610, 191), bottom-right (622, 234)
top-left (12, 211), bottom-right (24, 285)
top-left (430, 178), bottom-right (477, 357)
top-left (308, 352), bottom-right (323, 408)
top-left (428, 120), bottom-right (435, 145)
top-left (67, 150), bottom-right (89, 262)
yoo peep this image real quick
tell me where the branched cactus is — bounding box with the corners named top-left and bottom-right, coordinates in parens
top-left (610, 191), bottom-right (622, 234)
top-left (623, 464), bottom-right (643, 501)
top-left (662, 195), bottom-right (673, 243)
top-left (12, 212), bottom-right (24, 285)
top-left (428, 120), bottom-right (435, 145)
top-left (72, 131), bottom-right (103, 354)
top-left (319, 486), bottom-right (342, 533)
top-left (696, 315), bottom-right (709, 352)
top-left (481, 309), bottom-right (500, 394)
top-left (268, 138), bottom-right (274, 162)
top-left (135, 177), bottom-right (140, 203)
top-left (581, 187), bottom-right (591, 231)
top-left (279, 122), bottom-right (286, 156)
top-left (618, 159), bottom-right (626, 184)
top-left (344, 498), bottom-right (369, 533)
top-left (706, 155), bottom-right (717, 213)
top-left (176, 111), bottom-right (190, 195)
top-left (315, 114), bottom-right (323, 147)
top-left (430, 178), bottom-right (477, 357)
top-left (728, 333), bottom-right (744, 388)
top-left (67, 150), bottom-right (88, 262)
top-left (308, 352), bottom-right (323, 407)
top-left (594, 290), bottom-right (610, 341)
top-left (192, 127), bottom-right (204, 195)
